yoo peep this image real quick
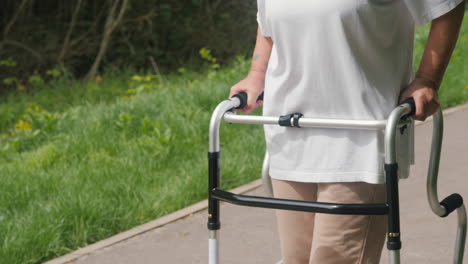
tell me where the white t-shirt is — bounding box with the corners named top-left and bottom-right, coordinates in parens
top-left (258, 0), bottom-right (463, 184)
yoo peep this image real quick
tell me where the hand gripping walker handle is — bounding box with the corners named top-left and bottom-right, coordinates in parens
top-left (231, 92), bottom-right (264, 110)
top-left (400, 97), bottom-right (416, 119)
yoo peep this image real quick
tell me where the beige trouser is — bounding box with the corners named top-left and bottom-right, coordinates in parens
top-left (272, 179), bottom-right (387, 264)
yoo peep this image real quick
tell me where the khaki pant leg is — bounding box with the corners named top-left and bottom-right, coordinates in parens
top-left (309, 182), bottom-right (387, 264)
top-left (271, 179), bottom-right (318, 264)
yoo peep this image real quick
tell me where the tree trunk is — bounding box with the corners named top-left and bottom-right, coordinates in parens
top-left (85, 0), bottom-right (129, 81)
top-left (3, 0), bottom-right (29, 39)
top-left (58, 0), bottom-right (83, 64)
top-left (0, 0), bottom-right (30, 53)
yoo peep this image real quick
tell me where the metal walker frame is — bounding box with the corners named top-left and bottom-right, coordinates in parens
top-left (207, 93), bottom-right (466, 264)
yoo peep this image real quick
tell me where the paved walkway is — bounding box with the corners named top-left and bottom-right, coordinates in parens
top-left (58, 107), bottom-right (468, 264)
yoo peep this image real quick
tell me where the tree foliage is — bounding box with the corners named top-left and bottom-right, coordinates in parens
top-left (0, 0), bottom-right (257, 90)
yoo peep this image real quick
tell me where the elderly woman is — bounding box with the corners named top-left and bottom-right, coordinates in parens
top-left (229, 0), bottom-right (465, 263)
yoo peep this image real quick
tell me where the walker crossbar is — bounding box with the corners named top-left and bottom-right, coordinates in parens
top-left (211, 188), bottom-right (389, 215)
top-left (223, 111), bottom-right (411, 130)
top-left (207, 92), bottom-right (466, 264)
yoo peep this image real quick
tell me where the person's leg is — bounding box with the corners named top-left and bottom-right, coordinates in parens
top-left (271, 178), bottom-right (318, 264)
top-left (309, 182), bottom-right (387, 264)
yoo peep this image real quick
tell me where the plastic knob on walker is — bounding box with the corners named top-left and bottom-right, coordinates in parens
top-left (400, 97), bottom-right (416, 119)
top-left (440, 193), bottom-right (464, 217)
top-left (232, 92), bottom-right (248, 109)
top-left (231, 92), bottom-right (265, 110)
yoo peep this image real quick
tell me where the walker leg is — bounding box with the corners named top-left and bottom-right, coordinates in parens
top-left (261, 151), bottom-right (273, 197)
top-left (384, 105), bottom-right (408, 264)
top-left (389, 250), bottom-right (400, 264)
top-left (209, 230), bottom-right (219, 264)
top-left (385, 163), bottom-right (402, 264)
top-left (454, 205), bottom-right (467, 264)
top-left (425, 110), bottom-right (466, 263)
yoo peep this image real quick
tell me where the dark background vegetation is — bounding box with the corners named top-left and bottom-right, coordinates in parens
top-left (0, 0), bottom-right (257, 91)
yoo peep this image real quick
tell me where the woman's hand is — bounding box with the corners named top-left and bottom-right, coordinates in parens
top-left (229, 70), bottom-right (265, 113)
top-left (399, 77), bottom-right (440, 121)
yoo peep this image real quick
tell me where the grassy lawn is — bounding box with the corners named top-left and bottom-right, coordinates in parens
top-left (0, 15), bottom-right (467, 263)
top-left (0, 57), bottom-right (267, 263)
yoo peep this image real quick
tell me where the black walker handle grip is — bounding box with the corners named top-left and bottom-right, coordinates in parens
top-left (440, 193), bottom-right (464, 217)
top-left (400, 97), bottom-right (416, 119)
top-left (231, 92), bottom-right (264, 110)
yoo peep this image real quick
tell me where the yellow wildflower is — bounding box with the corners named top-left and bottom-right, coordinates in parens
top-left (131, 75), bottom-right (143, 81)
top-left (15, 120), bottom-right (32, 132)
top-left (462, 35), bottom-right (468, 41)
top-left (122, 95), bottom-right (135, 101)
top-left (26, 105), bottom-right (45, 113)
top-left (126, 89), bottom-right (136, 94)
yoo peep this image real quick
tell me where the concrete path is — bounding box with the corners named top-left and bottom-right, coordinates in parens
top-left (60, 106), bottom-right (468, 264)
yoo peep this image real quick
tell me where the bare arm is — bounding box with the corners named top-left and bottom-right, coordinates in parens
top-left (250, 26), bottom-right (273, 75)
top-left (400, 0), bottom-right (465, 121)
top-left (229, 26), bottom-right (273, 113)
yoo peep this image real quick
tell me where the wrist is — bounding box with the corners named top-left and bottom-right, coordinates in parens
top-left (248, 68), bottom-right (266, 80)
top-left (414, 72), bottom-right (440, 91)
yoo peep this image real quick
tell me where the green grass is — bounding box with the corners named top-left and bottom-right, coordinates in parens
top-left (0, 57), bottom-right (267, 263)
top-left (0, 15), bottom-right (467, 263)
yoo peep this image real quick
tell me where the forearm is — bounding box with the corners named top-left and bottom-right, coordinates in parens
top-left (249, 26), bottom-right (273, 79)
top-left (416, 0), bottom-right (465, 89)
top-left (228, 26), bottom-right (273, 112)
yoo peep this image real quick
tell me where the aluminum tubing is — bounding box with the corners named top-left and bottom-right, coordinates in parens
top-left (261, 151), bottom-right (273, 197)
top-left (426, 109), bottom-right (447, 216)
top-left (454, 205), bottom-right (467, 264)
top-left (209, 230), bottom-right (219, 264)
top-left (209, 98), bottom-right (242, 152)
